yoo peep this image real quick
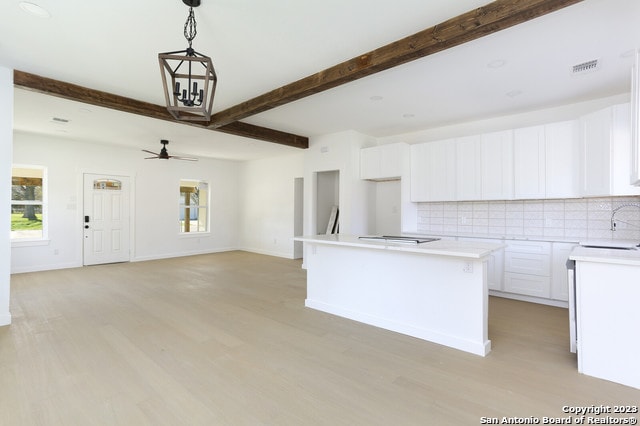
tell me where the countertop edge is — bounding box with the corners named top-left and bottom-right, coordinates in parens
top-left (569, 246), bottom-right (640, 267)
top-left (294, 235), bottom-right (505, 259)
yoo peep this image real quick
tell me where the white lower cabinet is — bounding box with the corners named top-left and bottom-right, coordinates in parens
top-left (456, 237), bottom-right (575, 305)
top-left (503, 241), bottom-right (551, 299)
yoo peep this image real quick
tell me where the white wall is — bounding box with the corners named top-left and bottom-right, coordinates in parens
top-left (0, 66), bottom-right (12, 326)
top-left (238, 152), bottom-right (304, 258)
top-left (12, 132), bottom-right (241, 272)
top-left (303, 130), bottom-right (375, 237)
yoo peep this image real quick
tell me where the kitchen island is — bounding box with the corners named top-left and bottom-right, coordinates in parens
top-left (294, 234), bottom-right (504, 356)
top-left (570, 246), bottom-right (640, 389)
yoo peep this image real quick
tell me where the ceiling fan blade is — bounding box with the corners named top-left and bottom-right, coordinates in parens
top-left (169, 155), bottom-right (198, 161)
top-left (144, 156), bottom-right (161, 160)
top-left (142, 149), bottom-right (159, 155)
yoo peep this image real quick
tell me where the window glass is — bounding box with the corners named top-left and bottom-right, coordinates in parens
top-left (179, 180), bottom-right (208, 233)
top-left (11, 166), bottom-right (46, 240)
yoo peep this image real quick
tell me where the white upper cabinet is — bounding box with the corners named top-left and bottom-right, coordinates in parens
top-left (545, 120), bottom-right (580, 198)
top-left (481, 130), bottom-right (513, 200)
top-left (406, 103), bottom-right (637, 202)
top-left (456, 135), bottom-right (482, 201)
top-left (410, 143), bottom-right (429, 201)
top-left (427, 139), bottom-right (457, 201)
top-left (410, 139), bottom-right (456, 202)
top-left (361, 143), bottom-right (407, 181)
top-left (514, 125), bottom-right (546, 199)
top-left (513, 121), bottom-right (580, 200)
top-left (580, 103), bottom-right (640, 197)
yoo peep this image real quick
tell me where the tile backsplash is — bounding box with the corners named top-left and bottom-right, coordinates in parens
top-left (417, 196), bottom-right (640, 241)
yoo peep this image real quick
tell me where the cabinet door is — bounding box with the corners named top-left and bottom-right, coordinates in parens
top-left (410, 143), bottom-right (430, 201)
top-left (410, 140), bottom-right (455, 202)
top-left (581, 104), bottom-right (640, 196)
top-left (379, 143), bottom-right (403, 179)
top-left (360, 146), bottom-right (381, 180)
top-left (361, 144), bottom-right (405, 180)
top-left (481, 130), bottom-right (514, 200)
top-left (456, 135), bottom-right (482, 200)
top-left (546, 121), bottom-right (580, 198)
top-left (581, 108), bottom-right (612, 196)
top-left (610, 104), bottom-right (640, 195)
top-left (427, 139), bottom-right (456, 201)
top-left (514, 125), bottom-right (546, 199)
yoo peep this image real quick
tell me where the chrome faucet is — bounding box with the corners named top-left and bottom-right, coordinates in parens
top-left (610, 202), bottom-right (640, 231)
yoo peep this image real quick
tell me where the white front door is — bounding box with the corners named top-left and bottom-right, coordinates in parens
top-left (83, 173), bottom-right (131, 266)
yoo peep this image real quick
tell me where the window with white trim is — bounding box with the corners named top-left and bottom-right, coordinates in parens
top-left (11, 166), bottom-right (47, 241)
top-left (179, 179), bottom-right (209, 233)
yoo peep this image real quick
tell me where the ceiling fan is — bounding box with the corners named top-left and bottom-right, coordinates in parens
top-left (142, 139), bottom-right (197, 161)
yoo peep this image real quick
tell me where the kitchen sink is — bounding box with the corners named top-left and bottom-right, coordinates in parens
top-left (580, 240), bottom-right (640, 250)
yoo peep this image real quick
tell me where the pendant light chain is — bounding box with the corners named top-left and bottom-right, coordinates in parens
top-left (183, 7), bottom-right (197, 50)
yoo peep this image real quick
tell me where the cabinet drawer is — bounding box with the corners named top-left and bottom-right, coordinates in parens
top-left (505, 240), bottom-right (551, 254)
top-left (504, 252), bottom-right (550, 276)
top-left (504, 272), bottom-right (551, 298)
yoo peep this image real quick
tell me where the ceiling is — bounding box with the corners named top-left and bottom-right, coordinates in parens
top-left (2, 0), bottom-right (639, 161)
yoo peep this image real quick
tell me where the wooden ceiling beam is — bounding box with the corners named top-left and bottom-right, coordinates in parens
top-left (209, 0), bottom-right (584, 128)
top-left (12, 70), bottom-right (308, 149)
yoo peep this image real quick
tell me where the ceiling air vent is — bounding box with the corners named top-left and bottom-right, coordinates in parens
top-left (51, 117), bottom-right (70, 123)
top-left (571, 59), bottom-right (600, 75)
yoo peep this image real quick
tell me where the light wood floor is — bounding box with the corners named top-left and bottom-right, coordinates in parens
top-left (2, 251), bottom-right (638, 425)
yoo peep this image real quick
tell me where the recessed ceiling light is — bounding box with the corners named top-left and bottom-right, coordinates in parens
top-left (19, 2), bottom-right (51, 18)
top-left (370, 95), bottom-right (383, 101)
top-left (487, 59), bottom-right (506, 69)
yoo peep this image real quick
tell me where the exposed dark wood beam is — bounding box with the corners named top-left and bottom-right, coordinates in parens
top-left (13, 70), bottom-right (308, 149)
top-left (209, 0), bottom-right (584, 128)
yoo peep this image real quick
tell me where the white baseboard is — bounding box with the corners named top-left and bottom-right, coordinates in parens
top-left (489, 290), bottom-right (569, 308)
top-left (132, 247), bottom-right (238, 263)
top-left (11, 261), bottom-right (82, 274)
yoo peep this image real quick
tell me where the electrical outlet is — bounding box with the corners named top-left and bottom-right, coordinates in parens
top-left (463, 262), bottom-right (473, 273)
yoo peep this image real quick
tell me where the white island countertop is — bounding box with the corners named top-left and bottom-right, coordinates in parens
top-left (294, 234), bottom-right (504, 259)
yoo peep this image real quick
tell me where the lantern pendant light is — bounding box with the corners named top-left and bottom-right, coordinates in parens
top-left (158, 0), bottom-right (217, 121)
